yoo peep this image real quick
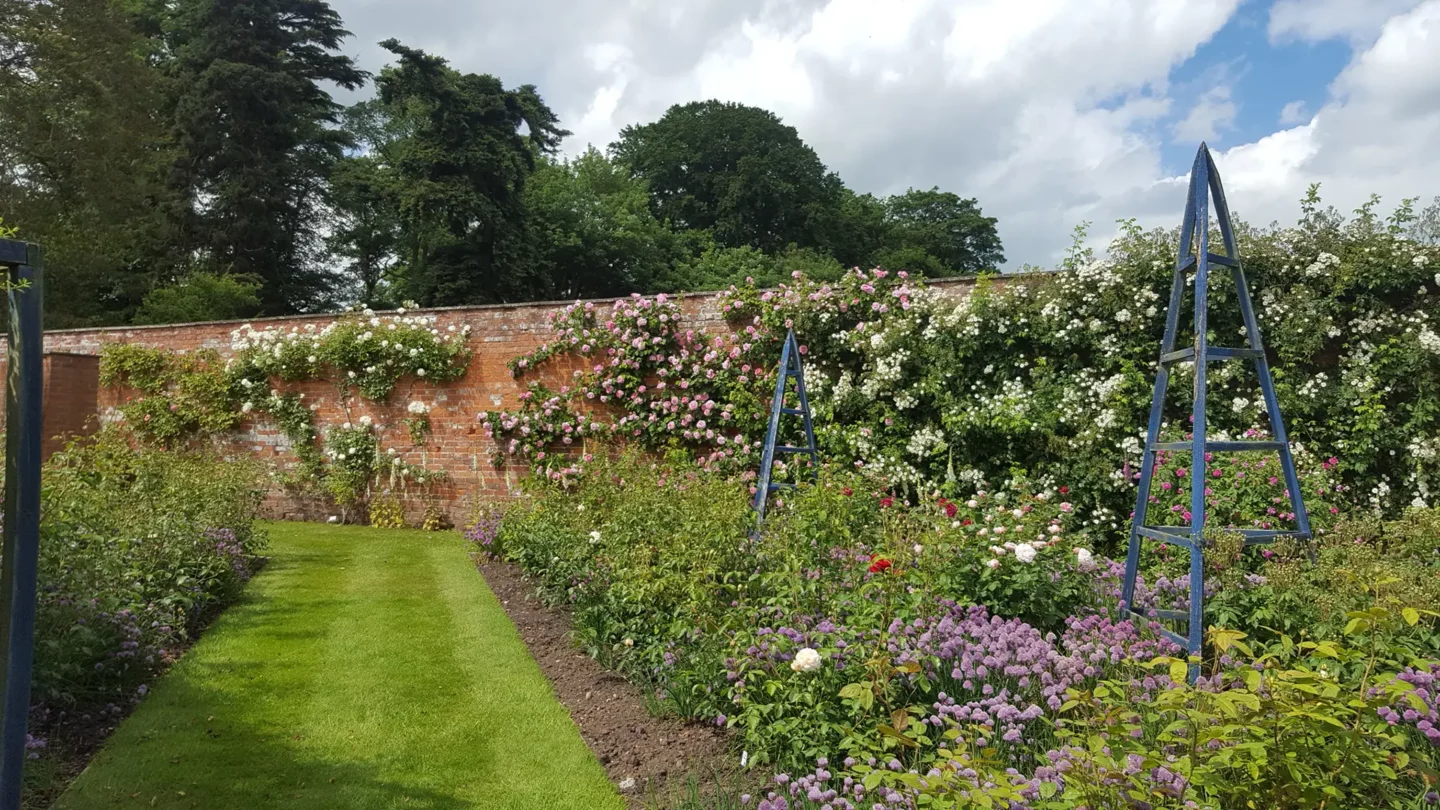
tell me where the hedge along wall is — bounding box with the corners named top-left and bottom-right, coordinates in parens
top-left (0, 277), bottom-right (987, 523)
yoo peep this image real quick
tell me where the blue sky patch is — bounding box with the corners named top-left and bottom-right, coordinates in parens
top-left (1157, 0), bottom-right (1352, 175)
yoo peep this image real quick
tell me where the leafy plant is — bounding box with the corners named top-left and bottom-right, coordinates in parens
top-left (99, 344), bottom-right (239, 446)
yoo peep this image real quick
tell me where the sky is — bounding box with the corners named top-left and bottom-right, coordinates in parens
top-left (327, 0), bottom-right (1440, 269)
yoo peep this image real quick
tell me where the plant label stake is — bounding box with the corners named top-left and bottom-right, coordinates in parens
top-left (0, 239), bottom-right (44, 810)
top-left (1120, 145), bottom-right (1311, 678)
top-left (750, 330), bottom-right (818, 537)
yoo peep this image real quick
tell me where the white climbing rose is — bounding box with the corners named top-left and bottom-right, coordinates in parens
top-left (1014, 543), bottom-right (1038, 563)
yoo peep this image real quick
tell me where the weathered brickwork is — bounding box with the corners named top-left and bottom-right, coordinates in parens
top-left (3, 278), bottom-right (989, 524)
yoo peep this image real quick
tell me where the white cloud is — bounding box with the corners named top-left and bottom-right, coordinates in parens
top-left (1268, 0), bottom-right (1427, 45)
top-left (1278, 100), bottom-right (1308, 126)
top-left (327, 0), bottom-right (1440, 269)
top-left (1207, 2), bottom-right (1440, 230)
top-left (1173, 86), bottom-right (1237, 142)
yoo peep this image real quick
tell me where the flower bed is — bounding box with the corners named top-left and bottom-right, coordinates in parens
top-left (19, 428), bottom-right (268, 791)
top-left (479, 453), bottom-right (1440, 809)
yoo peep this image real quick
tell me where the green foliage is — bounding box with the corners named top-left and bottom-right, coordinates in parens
top-left (327, 150), bottom-right (402, 307)
top-left (367, 492), bottom-right (406, 528)
top-left (248, 389), bottom-right (324, 483)
top-left (34, 428), bottom-right (267, 712)
top-left (964, 621), bottom-right (1440, 810)
top-left (165, 0), bottom-right (365, 313)
top-left (374, 38), bottom-right (569, 306)
top-left (0, 0), bottom-right (181, 327)
top-left (525, 148), bottom-right (693, 298)
top-left (612, 100), bottom-right (842, 254)
top-left (495, 453), bottom-right (1440, 807)
top-left (672, 243), bottom-right (847, 291)
top-left (1202, 508), bottom-right (1440, 650)
top-left (322, 422), bottom-right (378, 506)
top-left (495, 456), bottom-right (1116, 769)
top-left (6, 0), bottom-right (1011, 315)
top-left (875, 187), bottom-right (1004, 276)
top-left (99, 344), bottom-right (239, 446)
top-left (133, 273), bottom-right (263, 325)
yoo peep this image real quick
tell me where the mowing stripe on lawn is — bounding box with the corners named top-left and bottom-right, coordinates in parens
top-left (54, 522), bottom-right (623, 810)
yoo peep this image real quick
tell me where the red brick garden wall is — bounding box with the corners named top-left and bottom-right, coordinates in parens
top-left (2, 277), bottom-right (989, 525)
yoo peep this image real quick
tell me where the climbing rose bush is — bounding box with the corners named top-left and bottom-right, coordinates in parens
top-left (229, 307), bottom-right (470, 402)
top-left (483, 196), bottom-right (1440, 550)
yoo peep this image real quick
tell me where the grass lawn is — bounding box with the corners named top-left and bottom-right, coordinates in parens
top-left (54, 522), bottom-right (623, 810)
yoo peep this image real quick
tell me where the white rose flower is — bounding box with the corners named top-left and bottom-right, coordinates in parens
top-left (986, 558), bottom-right (1001, 569)
top-left (240, 402), bottom-right (253, 414)
top-left (1014, 543), bottom-right (1038, 563)
top-left (359, 415), bottom-right (372, 426)
top-left (1075, 548), bottom-right (1094, 566)
top-left (790, 647), bottom-right (823, 673)
top-left (588, 530), bottom-right (601, 543)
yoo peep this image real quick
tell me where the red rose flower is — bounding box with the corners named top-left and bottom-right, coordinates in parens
top-left (961, 518), bottom-right (973, 526)
top-left (1058, 486), bottom-right (1069, 494)
top-left (942, 501), bottom-right (958, 518)
top-left (879, 497), bottom-right (894, 509)
top-left (842, 487), bottom-right (853, 497)
top-left (868, 557), bottom-right (893, 574)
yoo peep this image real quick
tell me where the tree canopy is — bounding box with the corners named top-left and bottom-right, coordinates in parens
top-left (0, 1), bottom-right (1005, 325)
top-left (610, 100), bottom-right (843, 254)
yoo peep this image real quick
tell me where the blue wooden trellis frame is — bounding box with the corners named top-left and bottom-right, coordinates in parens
top-left (1120, 144), bottom-right (1311, 663)
top-left (751, 329), bottom-right (818, 533)
top-left (0, 239), bottom-right (44, 810)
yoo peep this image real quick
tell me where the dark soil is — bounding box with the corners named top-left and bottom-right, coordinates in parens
top-left (477, 557), bottom-right (738, 808)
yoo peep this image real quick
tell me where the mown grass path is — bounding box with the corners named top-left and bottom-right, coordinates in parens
top-left (56, 522), bottom-right (622, 810)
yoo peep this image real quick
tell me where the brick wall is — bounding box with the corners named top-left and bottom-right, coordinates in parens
top-left (40, 353), bottom-right (100, 459)
top-left (0, 277), bottom-right (993, 525)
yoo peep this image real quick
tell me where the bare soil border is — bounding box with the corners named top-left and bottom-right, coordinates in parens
top-left (475, 556), bottom-right (738, 808)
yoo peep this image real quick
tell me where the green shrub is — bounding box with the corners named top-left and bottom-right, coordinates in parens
top-left (98, 344), bottom-right (239, 447)
top-left (30, 428), bottom-right (268, 714)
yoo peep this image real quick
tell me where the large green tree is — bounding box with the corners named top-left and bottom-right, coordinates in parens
top-left (524, 148), bottom-right (694, 299)
top-left (873, 187), bottom-right (1004, 276)
top-left (326, 100), bottom-right (406, 306)
top-left (0, 0), bottom-right (180, 326)
top-left (166, 0), bottom-right (365, 314)
top-left (610, 100), bottom-right (843, 254)
top-left (374, 39), bottom-right (568, 306)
